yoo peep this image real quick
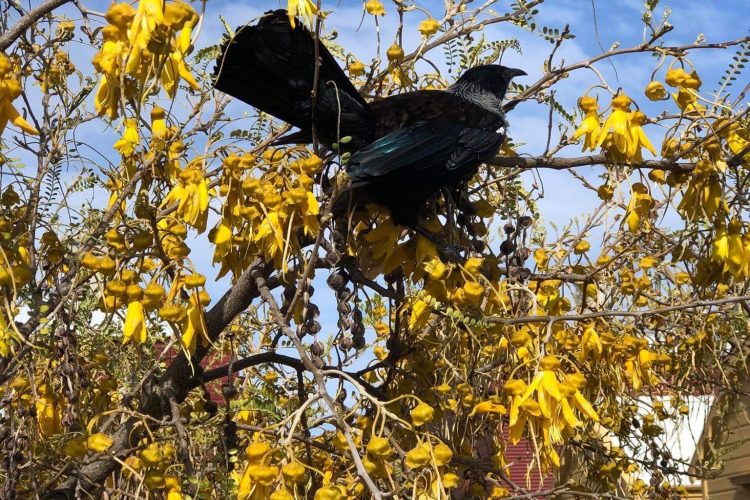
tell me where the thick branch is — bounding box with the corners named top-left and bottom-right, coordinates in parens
top-left (0, 0), bottom-right (72, 52)
top-left (46, 259), bottom-right (274, 497)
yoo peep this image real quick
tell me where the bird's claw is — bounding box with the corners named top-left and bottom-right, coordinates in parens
top-left (437, 243), bottom-right (465, 264)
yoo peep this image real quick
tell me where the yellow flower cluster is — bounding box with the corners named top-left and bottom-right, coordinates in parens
top-left (0, 186), bottom-right (33, 357)
top-left (236, 441), bottom-right (319, 500)
top-left (287, 0), bottom-right (318, 28)
top-left (122, 442), bottom-right (183, 496)
top-left (37, 49), bottom-right (75, 94)
top-left (0, 53), bottom-right (38, 136)
top-left (665, 66), bottom-right (704, 114)
top-left (81, 224), bottom-right (210, 352)
top-left (711, 218), bottom-right (750, 281)
top-left (5, 378), bottom-right (64, 438)
top-left (572, 92), bottom-right (655, 163)
top-left (162, 161), bottom-right (211, 233)
top-left (210, 150), bottom-right (322, 276)
top-left (93, 1), bottom-right (199, 119)
top-left (505, 357), bottom-right (599, 469)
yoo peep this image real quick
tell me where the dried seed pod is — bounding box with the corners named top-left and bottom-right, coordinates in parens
top-left (352, 307), bottom-right (363, 322)
top-left (326, 249), bottom-right (341, 266)
top-left (518, 215), bottom-right (533, 229)
top-left (500, 239), bottom-right (516, 256)
top-left (305, 303), bottom-right (320, 320)
top-left (303, 320), bottom-right (321, 335)
top-left (326, 270), bottom-right (348, 291)
top-left (222, 384), bottom-right (238, 398)
top-left (330, 229), bottom-right (345, 246)
top-left (351, 322), bottom-right (365, 337)
top-left (339, 336), bottom-right (353, 351)
top-left (310, 341), bottom-right (324, 356)
top-left (337, 301), bottom-right (351, 315)
top-left (504, 223), bottom-right (515, 234)
top-left (283, 286), bottom-right (296, 302)
top-left (352, 335), bottom-right (366, 350)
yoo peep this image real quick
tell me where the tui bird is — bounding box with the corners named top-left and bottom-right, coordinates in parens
top-left (213, 9), bottom-right (525, 228)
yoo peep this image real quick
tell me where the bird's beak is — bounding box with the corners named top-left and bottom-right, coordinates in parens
top-left (508, 68), bottom-right (527, 78)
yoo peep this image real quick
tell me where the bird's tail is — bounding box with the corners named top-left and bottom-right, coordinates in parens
top-left (213, 9), bottom-right (372, 143)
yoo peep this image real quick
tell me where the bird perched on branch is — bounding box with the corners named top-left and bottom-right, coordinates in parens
top-left (213, 9), bottom-right (525, 229)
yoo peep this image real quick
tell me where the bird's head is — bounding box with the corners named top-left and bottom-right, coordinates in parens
top-left (451, 65), bottom-right (527, 103)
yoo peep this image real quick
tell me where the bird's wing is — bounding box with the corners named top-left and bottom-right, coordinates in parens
top-left (348, 121), bottom-right (505, 184)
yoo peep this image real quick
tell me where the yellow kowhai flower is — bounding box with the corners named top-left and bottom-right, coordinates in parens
top-left (627, 111), bottom-right (656, 162)
top-left (410, 402), bottom-right (435, 426)
top-left (408, 298), bottom-right (431, 331)
top-left (469, 399), bottom-right (507, 417)
top-left (712, 221), bottom-right (729, 266)
top-left (726, 219), bottom-right (744, 277)
top-left (665, 67), bottom-right (690, 87)
top-left (625, 348), bottom-right (656, 391)
top-left (672, 87), bottom-right (704, 114)
top-left (127, 0), bottom-right (165, 68)
top-left (579, 321), bottom-right (603, 361)
top-left (123, 287), bottom-right (147, 345)
top-left (106, 2), bottom-right (136, 30)
top-left (677, 174), bottom-right (722, 222)
top-left (0, 312), bottom-right (15, 357)
top-left (391, 66), bottom-right (412, 87)
top-left (571, 95), bottom-right (600, 151)
top-left (387, 43), bottom-right (405, 62)
top-left (181, 292), bottom-right (209, 354)
top-left (595, 93), bottom-right (632, 155)
top-left (36, 383), bottom-right (63, 438)
top-left (164, 0), bottom-right (199, 53)
top-left (508, 398), bottom-right (541, 444)
top-left (151, 105), bottom-right (168, 141)
top-left (113, 118), bottom-right (139, 156)
top-left (161, 50), bottom-right (200, 98)
top-left (404, 443), bottom-right (431, 469)
top-left (623, 182), bottom-right (653, 233)
top-left (644, 80), bottom-right (667, 100)
top-left (418, 18), bottom-right (440, 36)
top-left (348, 60), bottom-right (366, 76)
top-left (558, 373), bottom-right (599, 429)
top-left (365, 0), bottom-right (385, 15)
top-left (287, 0), bottom-right (318, 29)
top-left (516, 355), bottom-right (563, 421)
top-left (163, 165), bottom-right (210, 232)
top-left (0, 54), bottom-right (39, 136)
top-left (87, 433), bottom-right (114, 453)
top-left (721, 121), bottom-right (750, 165)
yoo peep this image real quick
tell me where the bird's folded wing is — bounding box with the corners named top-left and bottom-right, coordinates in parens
top-left (347, 121), bottom-right (505, 184)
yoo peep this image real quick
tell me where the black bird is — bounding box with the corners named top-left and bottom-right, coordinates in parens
top-left (213, 9), bottom-right (525, 228)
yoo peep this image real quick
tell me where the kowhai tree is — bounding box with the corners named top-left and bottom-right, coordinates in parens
top-left (0, 0), bottom-right (749, 499)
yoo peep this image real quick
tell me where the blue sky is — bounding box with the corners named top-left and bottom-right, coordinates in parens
top-left (6, 0), bottom-right (750, 353)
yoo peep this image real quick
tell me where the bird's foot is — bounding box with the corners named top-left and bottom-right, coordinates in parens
top-left (437, 242), bottom-right (465, 264)
top-left (411, 225), bottom-right (466, 264)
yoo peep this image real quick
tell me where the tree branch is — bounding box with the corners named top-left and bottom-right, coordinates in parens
top-left (0, 0), bottom-right (72, 52)
top-left (487, 153), bottom-right (695, 171)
